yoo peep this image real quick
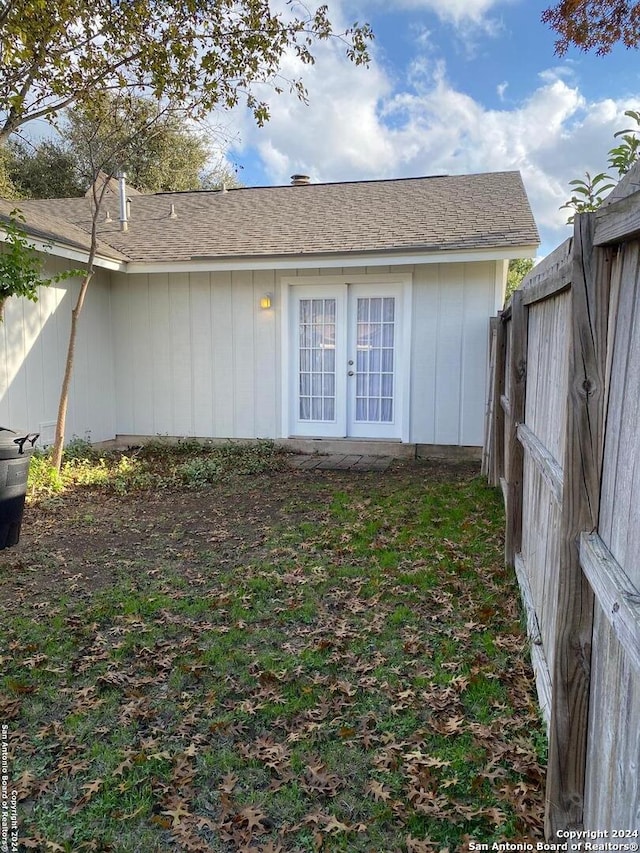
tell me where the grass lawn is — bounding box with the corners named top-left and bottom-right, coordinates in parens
top-left (0, 441), bottom-right (546, 852)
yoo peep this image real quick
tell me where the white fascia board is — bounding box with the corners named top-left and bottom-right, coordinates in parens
top-left (37, 240), bottom-right (127, 272)
top-left (0, 231), bottom-right (127, 272)
top-left (125, 244), bottom-right (539, 275)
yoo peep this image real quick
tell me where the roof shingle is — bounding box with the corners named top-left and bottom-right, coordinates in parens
top-left (2, 172), bottom-right (539, 264)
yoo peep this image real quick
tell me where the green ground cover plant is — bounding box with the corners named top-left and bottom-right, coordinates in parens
top-left (0, 443), bottom-right (546, 852)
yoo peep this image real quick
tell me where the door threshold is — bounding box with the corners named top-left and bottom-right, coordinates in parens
top-left (277, 438), bottom-right (416, 459)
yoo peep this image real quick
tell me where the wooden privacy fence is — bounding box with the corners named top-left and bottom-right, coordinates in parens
top-left (484, 166), bottom-right (640, 837)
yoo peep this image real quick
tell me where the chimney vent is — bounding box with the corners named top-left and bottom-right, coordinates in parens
top-left (291, 174), bottom-right (310, 186)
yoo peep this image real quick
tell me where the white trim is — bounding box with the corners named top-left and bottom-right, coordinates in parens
top-left (124, 245), bottom-right (538, 275)
top-left (280, 282), bottom-right (290, 440)
top-left (0, 231), bottom-right (127, 272)
top-left (401, 278), bottom-right (413, 443)
top-left (1, 231), bottom-right (538, 276)
top-left (494, 258), bottom-right (508, 313)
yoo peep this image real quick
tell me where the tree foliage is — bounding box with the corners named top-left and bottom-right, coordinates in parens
top-left (65, 93), bottom-right (219, 193)
top-left (0, 0), bottom-right (372, 145)
top-left (506, 258), bottom-right (535, 302)
top-left (561, 171), bottom-right (617, 222)
top-left (4, 96), bottom-right (240, 197)
top-left (7, 140), bottom-right (85, 198)
top-left (0, 146), bottom-right (19, 198)
top-left (542, 1), bottom-right (640, 54)
top-left (0, 210), bottom-right (77, 319)
top-left (561, 109), bottom-right (640, 222)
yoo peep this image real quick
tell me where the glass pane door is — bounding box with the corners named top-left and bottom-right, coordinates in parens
top-left (289, 283), bottom-right (401, 440)
top-left (291, 284), bottom-right (347, 438)
top-left (298, 298), bottom-right (336, 422)
top-left (355, 296), bottom-right (395, 424)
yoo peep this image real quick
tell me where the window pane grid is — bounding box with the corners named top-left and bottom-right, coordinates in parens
top-left (299, 298), bottom-right (336, 422)
top-left (355, 297), bottom-right (394, 423)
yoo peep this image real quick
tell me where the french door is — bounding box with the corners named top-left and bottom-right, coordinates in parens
top-left (290, 283), bottom-right (402, 439)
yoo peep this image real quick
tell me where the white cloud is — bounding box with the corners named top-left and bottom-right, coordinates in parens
top-left (385, 0), bottom-right (503, 24)
top-left (227, 22), bottom-right (640, 257)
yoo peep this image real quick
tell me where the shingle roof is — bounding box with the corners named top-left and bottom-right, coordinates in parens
top-left (0, 198), bottom-right (130, 262)
top-left (2, 172), bottom-right (539, 264)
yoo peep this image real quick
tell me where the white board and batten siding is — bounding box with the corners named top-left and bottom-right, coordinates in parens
top-left (111, 260), bottom-right (504, 446)
top-left (2, 256), bottom-right (505, 447)
top-left (583, 241), bottom-right (640, 832)
top-left (111, 270), bottom-right (279, 440)
top-left (0, 258), bottom-right (115, 444)
top-left (410, 260), bottom-right (504, 446)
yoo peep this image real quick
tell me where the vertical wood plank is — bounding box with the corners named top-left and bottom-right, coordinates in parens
top-left (505, 289), bottom-right (527, 566)
top-left (211, 271), bottom-right (234, 437)
top-left (545, 213), bottom-right (612, 836)
top-left (491, 312), bottom-right (506, 488)
top-left (482, 316), bottom-right (497, 478)
top-left (190, 272), bottom-right (214, 437)
top-left (460, 263), bottom-right (494, 446)
top-left (435, 264), bottom-right (464, 444)
top-left (253, 269), bottom-right (278, 438)
top-left (410, 265), bottom-right (438, 444)
top-left (149, 273), bottom-right (172, 436)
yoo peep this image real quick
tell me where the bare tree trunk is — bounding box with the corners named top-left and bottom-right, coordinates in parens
top-left (47, 100), bottom-right (182, 473)
top-left (50, 270), bottom-right (94, 472)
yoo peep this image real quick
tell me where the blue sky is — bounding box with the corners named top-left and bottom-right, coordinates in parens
top-left (221, 0), bottom-right (640, 258)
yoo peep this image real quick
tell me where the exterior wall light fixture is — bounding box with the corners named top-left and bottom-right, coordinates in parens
top-left (260, 294), bottom-right (272, 309)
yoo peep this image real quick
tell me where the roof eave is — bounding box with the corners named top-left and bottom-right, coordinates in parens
top-left (0, 222), bottom-right (129, 272)
top-left (23, 236), bottom-right (129, 272)
top-left (125, 243), bottom-right (540, 275)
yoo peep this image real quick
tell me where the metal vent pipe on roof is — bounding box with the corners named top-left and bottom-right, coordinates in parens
top-left (118, 172), bottom-right (128, 232)
top-left (291, 174), bottom-right (310, 186)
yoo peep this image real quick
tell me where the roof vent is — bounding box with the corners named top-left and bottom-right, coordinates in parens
top-left (169, 203), bottom-right (177, 219)
top-left (291, 174), bottom-right (310, 186)
top-left (118, 172), bottom-right (128, 232)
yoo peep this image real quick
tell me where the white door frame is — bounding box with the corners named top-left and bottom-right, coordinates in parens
top-left (280, 273), bottom-right (413, 442)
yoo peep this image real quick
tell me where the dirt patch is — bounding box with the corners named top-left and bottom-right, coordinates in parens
top-left (0, 459), bottom-right (478, 607)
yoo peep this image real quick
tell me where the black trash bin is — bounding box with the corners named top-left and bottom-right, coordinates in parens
top-left (0, 427), bottom-right (39, 549)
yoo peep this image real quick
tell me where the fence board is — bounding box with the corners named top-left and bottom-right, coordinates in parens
top-left (521, 457), bottom-right (563, 682)
top-left (594, 188), bottom-right (640, 246)
top-left (482, 318), bottom-right (498, 478)
top-left (584, 240), bottom-right (640, 833)
top-left (525, 292), bottom-right (570, 464)
top-left (585, 604), bottom-right (640, 831)
top-left (517, 423), bottom-right (563, 505)
top-left (580, 533), bottom-right (640, 674)
top-left (545, 215), bottom-right (611, 836)
top-left (600, 242), bottom-right (640, 577)
top-left (491, 315), bottom-right (506, 487)
top-left (484, 200), bottom-right (640, 832)
top-left (521, 237), bottom-right (573, 306)
top-left (504, 291), bottom-right (527, 565)
top-left (514, 552), bottom-right (552, 730)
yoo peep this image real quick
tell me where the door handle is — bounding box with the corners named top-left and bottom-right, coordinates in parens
top-left (348, 371), bottom-right (354, 376)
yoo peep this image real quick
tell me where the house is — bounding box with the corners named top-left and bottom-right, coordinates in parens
top-left (0, 172), bottom-right (539, 456)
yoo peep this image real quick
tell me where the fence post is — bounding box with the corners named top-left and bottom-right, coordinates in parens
top-left (504, 290), bottom-right (527, 566)
top-left (545, 213), bottom-right (612, 836)
top-left (483, 317), bottom-right (497, 480)
top-left (491, 314), bottom-right (506, 489)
